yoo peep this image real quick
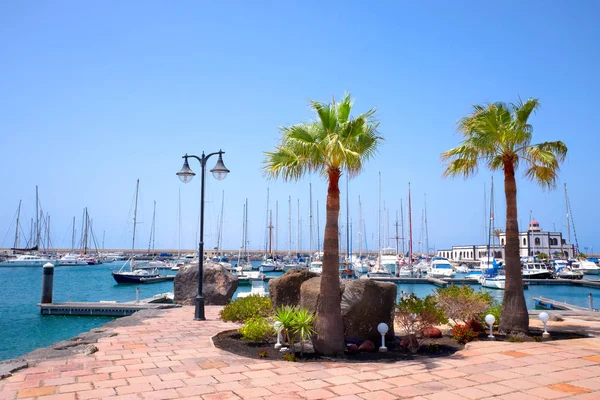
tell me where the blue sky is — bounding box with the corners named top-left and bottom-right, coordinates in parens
top-left (1, 1), bottom-right (598, 254)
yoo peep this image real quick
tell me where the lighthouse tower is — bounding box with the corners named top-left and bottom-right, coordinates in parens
top-left (528, 220), bottom-right (542, 232)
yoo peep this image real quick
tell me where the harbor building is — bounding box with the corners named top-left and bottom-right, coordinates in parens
top-left (437, 221), bottom-right (576, 261)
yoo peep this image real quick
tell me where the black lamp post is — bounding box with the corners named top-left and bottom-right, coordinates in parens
top-left (176, 150), bottom-right (230, 320)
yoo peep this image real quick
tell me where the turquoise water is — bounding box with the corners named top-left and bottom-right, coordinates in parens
top-left (0, 261), bottom-right (175, 361)
top-left (2, 261), bottom-right (599, 362)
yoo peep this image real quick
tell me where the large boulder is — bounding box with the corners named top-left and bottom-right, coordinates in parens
top-left (174, 262), bottom-right (238, 306)
top-left (299, 277), bottom-right (345, 314)
top-left (268, 268), bottom-right (318, 309)
top-left (341, 279), bottom-right (397, 343)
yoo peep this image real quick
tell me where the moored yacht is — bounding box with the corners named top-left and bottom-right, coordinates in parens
top-left (521, 262), bottom-right (553, 279)
top-left (56, 253), bottom-right (88, 266)
top-left (571, 259), bottom-right (600, 275)
top-left (427, 257), bottom-right (455, 278)
top-left (1, 254), bottom-right (55, 267)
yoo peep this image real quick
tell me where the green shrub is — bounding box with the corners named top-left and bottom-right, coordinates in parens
top-left (483, 303), bottom-right (501, 327)
top-left (451, 324), bottom-right (478, 344)
top-left (435, 285), bottom-right (493, 325)
top-left (395, 294), bottom-right (447, 352)
top-left (239, 317), bottom-right (274, 342)
top-left (220, 295), bottom-right (273, 323)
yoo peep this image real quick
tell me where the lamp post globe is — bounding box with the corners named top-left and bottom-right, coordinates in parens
top-left (176, 156), bottom-right (196, 183)
top-left (210, 152), bottom-right (230, 181)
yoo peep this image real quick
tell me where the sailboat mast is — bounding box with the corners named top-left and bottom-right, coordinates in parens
top-left (14, 200), bottom-right (21, 249)
top-left (424, 193), bottom-right (429, 259)
top-left (217, 191), bottom-right (225, 256)
top-left (316, 200), bottom-right (320, 256)
top-left (84, 208), bottom-right (89, 254)
top-left (45, 214), bottom-right (50, 251)
top-left (378, 172), bottom-right (381, 261)
top-left (244, 198), bottom-right (249, 257)
top-left (238, 201), bottom-right (245, 263)
top-left (131, 179), bottom-right (139, 257)
top-left (310, 183), bottom-right (314, 260)
top-left (346, 175), bottom-right (349, 260)
top-left (297, 198), bottom-right (300, 255)
top-left (148, 200), bottom-right (156, 254)
top-left (408, 183), bottom-right (412, 268)
top-left (269, 210), bottom-right (273, 256)
top-left (487, 177), bottom-right (494, 263)
top-left (565, 183), bottom-right (571, 245)
top-left (395, 210), bottom-right (399, 256)
top-left (178, 189), bottom-right (181, 258)
top-left (35, 186), bottom-right (40, 248)
top-left (71, 216), bottom-right (75, 252)
top-left (102, 230), bottom-right (105, 251)
top-left (400, 199), bottom-right (405, 256)
top-left (288, 196), bottom-right (292, 257)
top-left (358, 196), bottom-right (363, 259)
top-left (264, 188), bottom-right (269, 254)
top-left (275, 200), bottom-right (279, 255)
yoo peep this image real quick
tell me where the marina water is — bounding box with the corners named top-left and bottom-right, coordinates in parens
top-left (1, 261), bottom-right (599, 362)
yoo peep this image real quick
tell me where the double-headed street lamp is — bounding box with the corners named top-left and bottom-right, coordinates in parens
top-left (176, 150), bottom-right (230, 320)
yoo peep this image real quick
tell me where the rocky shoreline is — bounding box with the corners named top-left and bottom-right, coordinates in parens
top-left (0, 308), bottom-right (167, 380)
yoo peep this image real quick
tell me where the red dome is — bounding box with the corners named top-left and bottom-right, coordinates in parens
top-left (531, 220), bottom-right (539, 225)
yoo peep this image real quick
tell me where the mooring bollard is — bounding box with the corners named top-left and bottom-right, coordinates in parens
top-left (136, 287), bottom-right (140, 304)
top-left (589, 293), bottom-right (594, 311)
top-left (41, 262), bottom-right (54, 304)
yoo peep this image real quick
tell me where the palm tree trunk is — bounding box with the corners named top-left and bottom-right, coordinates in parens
top-left (499, 161), bottom-right (529, 333)
top-left (313, 167), bottom-right (345, 356)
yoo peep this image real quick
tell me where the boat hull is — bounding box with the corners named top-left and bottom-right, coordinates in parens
top-left (112, 271), bottom-right (159, 284)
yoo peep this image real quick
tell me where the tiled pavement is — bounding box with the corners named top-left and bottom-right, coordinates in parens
top-left (1, 306), bottom-right (600, 399)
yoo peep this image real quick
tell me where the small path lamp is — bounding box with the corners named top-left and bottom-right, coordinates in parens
top-left (485, 314), bottom-right (495, 339)
top-left (377, 322), bottom-right (389, 352)
top-left (176, 150), bottom-right (230, 320)
top-left (538, 311), bottom-right (550, 339)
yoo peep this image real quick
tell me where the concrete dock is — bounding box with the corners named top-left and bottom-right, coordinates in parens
top-left (533, 295), bottom-right (594, 312)
top-left (38, 294), bottom-right (179, 316)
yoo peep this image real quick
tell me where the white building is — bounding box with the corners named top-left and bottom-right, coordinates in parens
top-left (437, 221), bottom-right (575, 261)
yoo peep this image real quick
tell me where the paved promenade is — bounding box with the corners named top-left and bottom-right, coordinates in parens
top-left (1, 306), bottom-right (600, 399)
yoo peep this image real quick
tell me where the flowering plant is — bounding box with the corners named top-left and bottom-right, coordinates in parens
top-left (452, 324), bottom-right (479, 344)
top-left (258, 350), bottom-right (269, 359)
top-left (283, 353), bottom-right (296, 362)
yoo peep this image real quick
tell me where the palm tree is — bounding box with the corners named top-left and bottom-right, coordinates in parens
top-left (442, 98), bottom-right (567, 333)
top-left (264, 93), bottom-right (381, 355)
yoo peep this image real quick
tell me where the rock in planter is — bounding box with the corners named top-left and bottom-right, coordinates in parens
top-left (347, 343), bottom-right (359, 354)
top-left (299, 277), bottom-right (346, 314)
top-left (467, 319), bottom-right (485, 332)
top-left (269, 268), bottom-right (318, 309)
top-left (341, 279), bottom-right (397, 343)
top-left (400, 334), bottom-right (419, 353)
top-left (174, 262), bottom-right (238, 306)
top-left (358, 340), bottom-right (375, 352)
top-left (422, 327), bottom-right (442, 338)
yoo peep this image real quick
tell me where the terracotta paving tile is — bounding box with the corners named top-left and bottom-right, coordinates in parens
top-left (301, 388), bottom-right (336, 399)
top-left (357, 390), bottom-right (398, 400)
top-left (383, 376), bottom-right (420, 387)
top-left (354, 380), bottom-right (393, 391)
top-left (17, 386), bottom-right (55, 398)
top-left (547, 383), bottom-right (592, 395)
top-left (474, 382), bottom-right (516, 395)
top-left (201, 390), bottom-right (242, 399)
top-left (33, 393), bottom-right (76, 400)
top-left (424, 391), bottom-right (466, 400)
top-left (451, 387), bottom-right (492, 399)
top-left (77, 388), bottom-right (117, 399)
top-left (524, 386), bottom-right (571, 399)
top-left (297, 379), bottom-right (332, 390)
top-left (329, 383), bottom-right (368, 396)
top-left (140, 388), bottom-right (179, 399)
top-left (322, 375), bottom-right (359, 385)
top-left (214, 373), bottom-right (247, 383)
top-left (212, 381), bottom-right (248, 393)
top-left (582, 355), bottom-right (600, 363)
top-left (440, 377), bottom-right (478, 388)
top-left (232, 387), bottom-right (273, 399)
top-left (176, 385), bottom-right (216, 396)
